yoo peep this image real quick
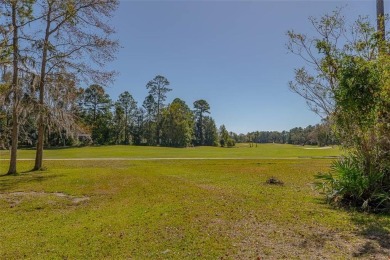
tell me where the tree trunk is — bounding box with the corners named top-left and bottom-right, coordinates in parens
top-left (199, 113), bottom-right (203, 145)
top-left (125, 112), bottom-right (128, 144)
top-left (33, 122), bottom-right (44, 170)
top-left (156, 99), bottom-right (160, 145)
top-left (33, 63), bottom-right (47, 171)
top-left (377, 0), bottom-right (385, 41)
top-left (8, 108), bottom-right (18, 175)
top-left (377, 0), bottom-right (386, 54)
top-left (7, 2), bottom-right (19, 175)
top-left (33, 4), bottom-right (52, 171)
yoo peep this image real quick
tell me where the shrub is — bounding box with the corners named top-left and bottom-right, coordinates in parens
top-left (316, 155), bottom-right (390, 212)
top-left (226, 138), bottom-right (235, 147)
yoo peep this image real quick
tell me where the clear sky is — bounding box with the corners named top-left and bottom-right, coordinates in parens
top-left (107, 0), bottom-right (387, 134)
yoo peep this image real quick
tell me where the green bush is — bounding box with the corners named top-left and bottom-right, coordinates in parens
top-left (226, 138), bottom-right (235, 147)
top-left (316, 155), bottom-right (390, 212)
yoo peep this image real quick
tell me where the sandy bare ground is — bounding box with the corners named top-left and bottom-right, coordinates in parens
top-left (0, 191), bottom-right (90, 207)
top-left (304, 146), bottom-right (333, 149)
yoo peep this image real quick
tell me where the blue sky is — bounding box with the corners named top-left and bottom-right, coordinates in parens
top-left (108, 0), bottom-right (386, 134)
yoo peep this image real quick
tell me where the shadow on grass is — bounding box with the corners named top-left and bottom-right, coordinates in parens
top-left (313, 196), bottom-right (390, 257)
top-left (351, 214), bottom-right (390, 257)
top-left (312, 197), bottom-right (329, 206)
top-left (20, 146), bottom-right (86, 151)
top-left (0, 173), bottom-right (61, 192)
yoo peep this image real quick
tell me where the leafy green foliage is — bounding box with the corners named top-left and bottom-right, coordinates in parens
top-left (226, 138), bottom-right (235, 147)
top-left (316, 155), bottom-right (390, 212)
top-left (335, 56), bottom-right (381, 129)
top-left (160, 98), bottom-right (193, 147)
top-left (142, 94), bottom-right (157, 145)
top-left (80, 85), bottom-right (113, 144)
top-left (146, 75), bottom-right (171, 145)
top-left (116, 91), bottom-right (137, 144)
top-left (67, 81), bottom-right (221, 148)
top-left (290, 8), bottom-right (390, 212)
top-left (202, 116), bottom-right (219, 146)
top-left (219, 125), bottom-right (229, 147)
top-left (328, 53), bottom-right (390, 212)
top-left (193, 99), bottom-right (210, 145)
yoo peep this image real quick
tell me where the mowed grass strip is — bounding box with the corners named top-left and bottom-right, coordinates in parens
top-left (0, 159), bottom-right (389, 259)
top-left (0, 143), bottom-right (341, 160)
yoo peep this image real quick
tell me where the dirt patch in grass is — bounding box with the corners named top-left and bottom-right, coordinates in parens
top-left (0, 191), bottom-right (90, 207)
top-left (226, 213), bottom-right (390, 259)
top-left (265, 177), bottom-right (284, 186)
top-left (303, 146), bottom-right (332, 150)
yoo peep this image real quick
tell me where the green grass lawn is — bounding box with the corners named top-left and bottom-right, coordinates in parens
top-left (0, 143), bottom-right (342, 160)
top-left (0, 145), bottom-right (389, 258)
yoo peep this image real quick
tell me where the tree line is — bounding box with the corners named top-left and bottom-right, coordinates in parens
top-left (229, 122), bottom-right (338, 147)
top-left (1, 67), bottom-right (336, 151)
top-left (0, 71), bottom-right (232, 149)
top-left (72, 75), bottom-right (221, 148)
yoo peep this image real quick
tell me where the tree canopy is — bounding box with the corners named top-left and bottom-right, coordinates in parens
top-left (289, 5), bottom-right (390, 212)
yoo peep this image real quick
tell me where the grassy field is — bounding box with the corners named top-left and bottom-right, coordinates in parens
top-left (0, 143), bottom-right (341, 160)
top-left (0, 145), bottom-right (389, 259)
